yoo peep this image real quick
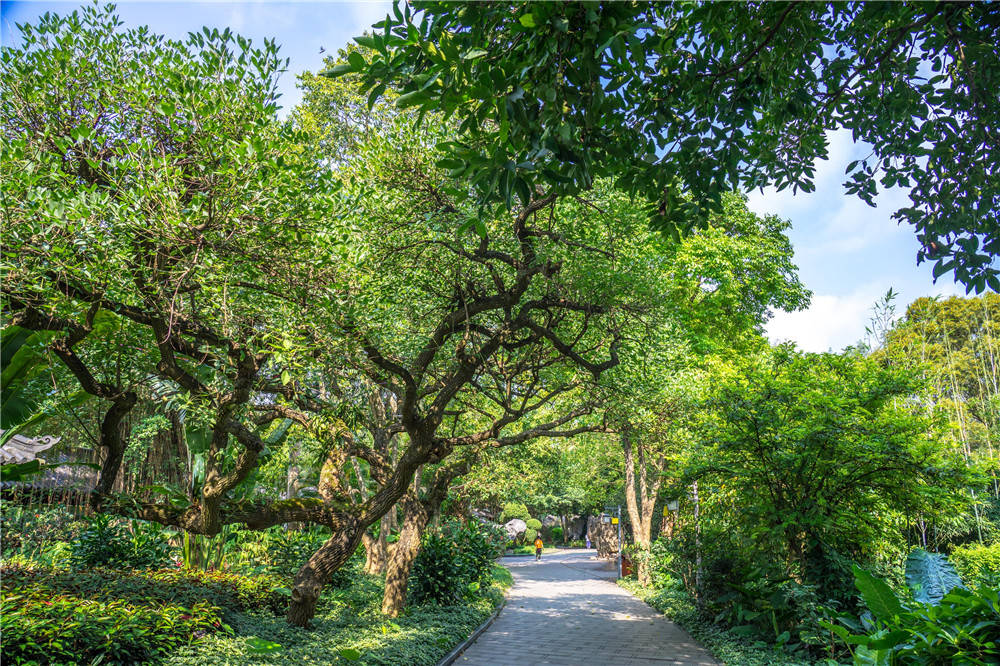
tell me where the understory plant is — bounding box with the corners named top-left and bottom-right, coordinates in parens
top-left (70, 513), bottom-right (173, 570)
top-left (409, 520), bottom-right (504, 606)
top-left (949, 541), bottom-right (1000, 589)
top-left (822, 549), bottom-right (1000, 664)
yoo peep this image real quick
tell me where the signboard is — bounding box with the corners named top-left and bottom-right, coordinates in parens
top-left (611, 517), bottom-right (619, 525)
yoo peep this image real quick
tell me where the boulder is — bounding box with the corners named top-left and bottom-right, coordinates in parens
top-left (541, 514), bottom-right (560, 528)
top-left (503, 518), bottom-right (527, 541)
top-left (587, 515), bottom-right (618, 558)
top-left (567, 515), bottom-right (588, 540)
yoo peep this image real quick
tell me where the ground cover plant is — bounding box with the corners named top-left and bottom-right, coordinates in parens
top-left (162, 562), bottom-right (511, 666)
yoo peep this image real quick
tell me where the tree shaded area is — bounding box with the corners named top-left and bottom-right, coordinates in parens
top-left (2, 5), bottom-right (999, 663)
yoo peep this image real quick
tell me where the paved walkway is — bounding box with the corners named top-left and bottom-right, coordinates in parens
top-left (456, 549), bottom-right (718, 666)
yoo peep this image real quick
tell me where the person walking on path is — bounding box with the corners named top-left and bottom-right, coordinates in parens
top-left (534, 535), bottom-right (544, 560)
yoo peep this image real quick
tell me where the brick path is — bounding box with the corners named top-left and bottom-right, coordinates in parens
top-left (456, 549), bottom-right (718, 666)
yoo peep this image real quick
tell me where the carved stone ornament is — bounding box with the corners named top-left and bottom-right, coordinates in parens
top-left (0, 431), bottom-right (61, 464)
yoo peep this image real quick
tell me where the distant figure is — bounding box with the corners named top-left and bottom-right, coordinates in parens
top-left (586, 535), bottom-right (591, 549)
top-left (534, 535), bottom-right (544, 561)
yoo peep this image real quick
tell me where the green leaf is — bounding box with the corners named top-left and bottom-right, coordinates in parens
top-left (905, 548), bottom-right (965, 605)
top-left (338, 648), bottom-right (362, 661)
top-left (867, 630), bottom-right (910, 650)
top-left (0, 460), bottom-right (41, 482)
top-left (154, 101), bottom-right (175, 117)
top-left (246, 637), bottom-right (283, 654)
top-left (519, 13), bottom-right (536, 28)
top-left (322, 63), bottom-right (354, 78)
top-left (853, 565), bottom-right (903, 621)
top-left (462, 49), bottom-right (488, 60)
top-left (396, 90), bottom-right (428, 109)
top-left (347, 51), bottom-right (367, 70)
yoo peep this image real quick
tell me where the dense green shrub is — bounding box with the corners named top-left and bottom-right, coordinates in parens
top-left (70, 513), bottom-right (172, 569)
top-left (0, 504), bottom-right (86, 557)
top-left (550, 526), bottom-right (563, 542)
top-left (227, 525), bottom-right (345, 580)
top-left (525, 518), bottom-right (542, 530)
top-left (409, 520), bottom-right (504, 606)
top-left (164, 564), bottom-right (513, 666)
top-left (408, 529), bottom-right (465, 605)
top-left (0, 584), bottom-right (227, 665)
top-left (620, 579), bottom-right (810, 666)
top-left (499, 502), bottom-right (530, 523)
top-left (525, 527), bottom-right (538, 543)
top-left (1, 563), bottom-right (289, 618)
top-left (950, 541), bottom-right (1000, 588)
top-left (453, 520), bottom-right (506, 584)
top-left (569, 539), bottom-right (585, 548)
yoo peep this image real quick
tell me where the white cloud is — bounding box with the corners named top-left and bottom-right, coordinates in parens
top-left (747, 129), bottom-right (912, 258)
top-left (767, 282), bottom-right (966, 353)
top-left (767, 289), bottom-right (881, 352)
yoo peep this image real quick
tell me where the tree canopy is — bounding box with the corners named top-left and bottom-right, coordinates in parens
top-left (339, 1), bottom-right (1000, 292)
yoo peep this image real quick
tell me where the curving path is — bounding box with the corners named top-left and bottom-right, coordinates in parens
top-left (455, 549), bottom-right (718, 666)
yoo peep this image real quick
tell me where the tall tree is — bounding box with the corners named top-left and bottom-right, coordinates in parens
top-left (1, 7), bottom-right (660, 626)
top-left (691, 346), bottom-right (973, 585)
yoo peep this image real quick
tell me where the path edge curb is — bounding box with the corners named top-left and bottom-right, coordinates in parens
top-left (436, 593), bottom-right (508, 666)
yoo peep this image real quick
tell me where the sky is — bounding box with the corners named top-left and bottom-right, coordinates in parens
top-left (2, 1), bottom-right (979, 353)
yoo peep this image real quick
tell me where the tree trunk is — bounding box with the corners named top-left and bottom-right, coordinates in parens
top-left (622, 429), bottom-right (656, 586)
top-left (287, 517), bottom-right (365, 627)
top-left (363, 509), bottom-right (395, 576)
top-left (692, 481), bottom-right (703, 609)
top-left (381, 494), bottom-right (431, 616)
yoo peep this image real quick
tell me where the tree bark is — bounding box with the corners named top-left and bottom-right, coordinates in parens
top-left (287, 515), bottom-right (365, 627)
top-left (362, 510), bottom-right (395, 576)
top-left (381, 493), bottom-right (431, 616)
top-left (622, 428), bottom-right (660, 586)
top-left (380, 461), bottom-right (464, 616)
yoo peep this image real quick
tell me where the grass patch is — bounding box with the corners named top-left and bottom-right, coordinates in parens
top-left (618, 579), bottom-right (818, 666)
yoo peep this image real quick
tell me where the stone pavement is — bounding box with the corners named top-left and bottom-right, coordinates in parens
top-left (456, 549), bottom-right (718, 666)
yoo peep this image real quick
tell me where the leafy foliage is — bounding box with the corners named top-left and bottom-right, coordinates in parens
top-left (499, 502), bottom-right (530, 524)
top-left (905, 548), bottom-right (965, 605)
top-left (950, 542), bottom-right (1000, 589)
top-left (620, 579), bottom-right (811, 666)
top-left (165, 564), bottom-right (511, 666)
top-left (826, 560), bottom-right (1000, 664)
top-left (344, 2), bottom-right (1000, 290)
top-left (70, 514), bottom-right (173, 570)
top-left (409, 520), bottom-right (504, 606)
top-left (692, 346), bottom-right (972, 590)
top-left (1, 578), bottom-right (229, 665)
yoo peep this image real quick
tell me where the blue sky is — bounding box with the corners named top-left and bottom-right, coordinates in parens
top-left (2, 1), bottom-right (975, 352)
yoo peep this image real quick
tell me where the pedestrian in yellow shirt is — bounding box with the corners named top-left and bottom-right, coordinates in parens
top-left (534, 536), bottom-right (544, 561)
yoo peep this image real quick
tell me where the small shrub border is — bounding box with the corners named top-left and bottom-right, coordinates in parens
top-left (619, 579), bottom-right (814, 666)
top-left (0, 587), bottom-right (227, 665)
top-left (1, 563), bottom-right (289, 617)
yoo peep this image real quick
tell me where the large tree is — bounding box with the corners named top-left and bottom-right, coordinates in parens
top-left (1, 7), bottom-right (665, 626)
top-left (691, 346), bottom-right (972, 584)
top-left (340, 1), bottom-right (1000, 291)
